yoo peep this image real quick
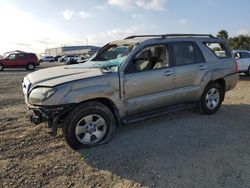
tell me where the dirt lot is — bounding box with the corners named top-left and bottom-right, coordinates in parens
top-left (0, 67), bottom-right (250, 188)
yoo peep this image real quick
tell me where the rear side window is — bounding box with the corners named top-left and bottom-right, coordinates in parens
top-left (171, 42), bottom-right (205, 66)
top-left (28, 54), bottom-right (37, 60)
top-left (205, 42), bottom-right (231, 58)
top-left (239, 52), bottom-right (250, 59)
top-left (17, 54), bottom-right (25, 59)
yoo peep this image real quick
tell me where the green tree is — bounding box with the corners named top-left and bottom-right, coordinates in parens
top-left (217, 29), bottom-right (229, 40)
top-left (216, 29), bottom-right (250, 50)
top-left (229, 35), bottom-right (250, 50)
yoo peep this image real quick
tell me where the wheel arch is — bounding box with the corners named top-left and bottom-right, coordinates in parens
top-left (207, 78), bottom-right (226, 101)
top-left (0, 62), bottom-right (4, 70)
top-left (76, 97), bottom-right (122, 127)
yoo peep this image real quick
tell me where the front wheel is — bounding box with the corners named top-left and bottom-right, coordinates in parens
top-left (246, 66), bottom-right (250, 76)
top-left (63, 102), bottom-right (115, 150)
top-left (198, 82), bottom-right (223, 115)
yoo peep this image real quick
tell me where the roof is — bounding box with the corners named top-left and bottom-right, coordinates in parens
top-left (125, 34), bottom-right (215, 39)
top-left (232, 50), bottom-right (250, 53)
top-left (110, 34), bottom-right (220, 45)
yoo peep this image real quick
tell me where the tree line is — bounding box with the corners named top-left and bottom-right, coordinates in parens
top-left (217, 30), bottom-right (250, 50)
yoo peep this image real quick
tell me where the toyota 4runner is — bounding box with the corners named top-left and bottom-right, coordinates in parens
top-left (22, 34), bottom-right (239, 150)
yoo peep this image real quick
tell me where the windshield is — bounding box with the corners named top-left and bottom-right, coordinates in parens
top-left (93, 44), bottom-right (133, 61)
top-left (72, 42), bottom-right (135, 71)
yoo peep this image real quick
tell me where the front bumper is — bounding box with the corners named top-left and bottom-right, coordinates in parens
top-left (28, 104), bottom-right (75, 135)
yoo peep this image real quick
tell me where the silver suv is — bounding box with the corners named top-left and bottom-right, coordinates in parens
top-left (22, 34), bottom-right (239, 150)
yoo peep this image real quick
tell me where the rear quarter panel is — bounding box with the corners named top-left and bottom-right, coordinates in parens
top-left (196, 40), bottom-right (238, 98)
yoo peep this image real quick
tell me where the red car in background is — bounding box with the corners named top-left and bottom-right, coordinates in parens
top-left (0, 52), bottom-right (39, 71)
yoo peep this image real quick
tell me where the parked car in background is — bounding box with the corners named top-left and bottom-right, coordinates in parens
top-left (58, 55), bottom-right (77, 62)
top-left (65, 56), bottom-right (90, 65)
top-left (65, 57), bottom-right (78, 65)
top-left (233, 50), bottom-right (250, 75)
top-left (22, 34), bottom-right (238, 150)
top-left (0, 52), bottom-right (39, 71)
top-left (54, 55), bottom-right (62, 61)
top-left (39, 56), bottom-right (55, 63)
top-left (77, 57), bottom-right (90, 64)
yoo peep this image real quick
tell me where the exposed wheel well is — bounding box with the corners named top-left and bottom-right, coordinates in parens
top-left (27, 62), bottom-right (35, 65)
top-left (78, 98), bottom-right (121, 127)
top-left (210, 78), bottom-right (226, 100)
top-left (0, 63), bottom-right (4, 71)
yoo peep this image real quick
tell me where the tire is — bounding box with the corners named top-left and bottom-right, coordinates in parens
top-left (198, 82), bottom-right (224, 115)
top-left (246, 66), bottom-right (250, 76)
top-left (26, 63), bottom-right (35, 71)
top-left (0, 63), bottom-right (4, 71)
top-left (63, 102), bottom-right (115, 150)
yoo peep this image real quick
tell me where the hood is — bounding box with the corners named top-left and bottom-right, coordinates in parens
top-left (27, 65), bottom-right (108, 87)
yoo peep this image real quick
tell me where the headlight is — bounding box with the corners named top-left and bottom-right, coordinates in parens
top-left (29, 87), bottom-right (56, 103)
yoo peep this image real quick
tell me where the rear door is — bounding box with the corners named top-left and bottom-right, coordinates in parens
top-left (169, 42), bottom-right (206, 103)
top-left (15, 54), bottom-right (27, 67)
top-left (123, 44), bottom-right (176, 115)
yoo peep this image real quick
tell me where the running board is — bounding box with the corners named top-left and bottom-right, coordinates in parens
top-left (122, 103), bottom-right (196, 124)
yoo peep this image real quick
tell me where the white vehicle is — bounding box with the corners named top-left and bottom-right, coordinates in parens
top-left (58, 55), bottom-right (77, 62)
top-left (39, 56), bottom-right (55, 62)
top-left (233, 50), bottom-right (250, 75)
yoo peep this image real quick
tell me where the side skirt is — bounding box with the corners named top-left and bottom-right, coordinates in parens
top-left (122, 103), bottom-right (196, 124)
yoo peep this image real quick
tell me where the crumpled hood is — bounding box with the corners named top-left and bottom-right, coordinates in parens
top-left (27, 65), bottom-right (106, 87)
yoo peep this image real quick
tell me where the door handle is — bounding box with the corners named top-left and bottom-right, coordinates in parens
top-left (199, 65), bottom-right (206, 70)
top-left (164, 71), bottom-right (173, 76)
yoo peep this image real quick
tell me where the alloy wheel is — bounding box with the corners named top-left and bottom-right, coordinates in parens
top-left (75, 114), bottom-right (107, 144)
top-left (205, 88), bottom-right (220, 110)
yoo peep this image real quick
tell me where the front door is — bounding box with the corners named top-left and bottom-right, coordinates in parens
top-left (4, 54), bottom-right (17, 68)
top-left (123, 44), bottom-right (176, 115)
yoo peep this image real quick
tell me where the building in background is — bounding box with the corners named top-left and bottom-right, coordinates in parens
top-left (45, 46), bottom-right (100, 57)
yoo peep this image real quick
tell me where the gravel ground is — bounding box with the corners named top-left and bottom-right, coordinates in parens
top-left (0, 67), bottom-right (250, 188)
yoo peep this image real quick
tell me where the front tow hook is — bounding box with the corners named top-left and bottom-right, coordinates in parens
top-left (30, 115), bottom-right (42, 125)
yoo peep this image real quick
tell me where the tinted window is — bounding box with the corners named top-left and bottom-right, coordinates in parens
top-left (239, 52), bottom-right (250, 59)
top-left (205, 42), bottom-right (231, 58)
top-left (193, 44), bottom-right (205, 63)
top-left (17, 54), bottom-right (25, 59)
top-left (172, 43), bottom-right (195, 65)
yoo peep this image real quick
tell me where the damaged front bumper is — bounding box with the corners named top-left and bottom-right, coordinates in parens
top-left (28, 104), bottom-right (75, 136)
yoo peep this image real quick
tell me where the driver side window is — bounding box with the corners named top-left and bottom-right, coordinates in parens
top-left (8, 54), bottom-right (16, 60)
top-left (127, 45), bottom-right (170, 73)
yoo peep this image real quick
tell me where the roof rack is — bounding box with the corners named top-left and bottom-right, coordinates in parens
top-left (125, 34), bottom-right (215, 39)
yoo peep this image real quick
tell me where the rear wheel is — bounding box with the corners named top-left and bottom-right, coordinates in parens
top-left (26, 63), bottom-right (35, 71)
top-left (246, 66), bottom-right (250, 76)
top-left (0, 63), bottom-right (4, 71)
top-left (199, 82), bottom-right (223, 115)
top-left (63, 102), bottom-right (115, 150)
